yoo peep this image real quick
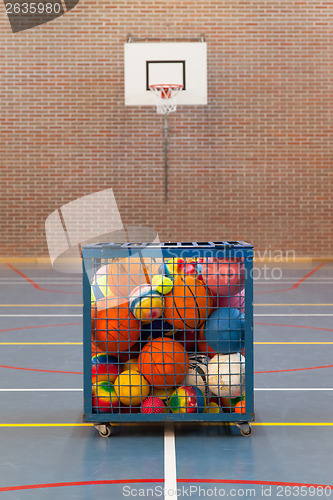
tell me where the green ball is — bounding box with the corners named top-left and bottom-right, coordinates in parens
top-left (152, 274), bottom-right (173, 295)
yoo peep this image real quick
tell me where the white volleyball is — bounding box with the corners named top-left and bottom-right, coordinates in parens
top-left (181, 354), bottom-right (209, 394)
top-left (208, 353), bottom-right (245, 398)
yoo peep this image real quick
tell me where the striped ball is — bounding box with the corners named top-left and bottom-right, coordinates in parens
top-left (170, 385), bottom-right (206, 413)
top-left (91, 265), bottom-right (114, 302)
top-left (159, 258), bottom-right (202, 279)
top-left (129, 285), bottom-right (164, 323)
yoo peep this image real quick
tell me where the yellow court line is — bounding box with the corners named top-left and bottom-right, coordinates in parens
top-left (0, 342), bottom-right (82, 346)
top-left (0, 422), bottom-right (332, 428)
top-left (251, 422), bottom-right (333, 426)
top-left (0, 423), bottom-right (93, 427)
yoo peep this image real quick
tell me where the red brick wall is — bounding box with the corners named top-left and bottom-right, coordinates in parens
top-left (1, 1), bottom-right (332, 257)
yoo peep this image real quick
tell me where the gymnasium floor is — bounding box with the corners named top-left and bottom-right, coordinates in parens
top-left (0, 261), bottom-right (332, 499)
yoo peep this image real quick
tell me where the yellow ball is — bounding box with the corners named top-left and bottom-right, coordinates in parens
top-left (114, 370), bottom-right (150, 406)
top-left (123, 358), bottom-right (139, 373)
top-left (152, 386), bottom-right (174, 401)
top-left (205, 402), bottom-right (220, 414)
top-left (152, 275), bottom-right (173, 295)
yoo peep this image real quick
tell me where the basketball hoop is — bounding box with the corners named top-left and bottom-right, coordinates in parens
top-left (149, 84), bottom-right (183, 115)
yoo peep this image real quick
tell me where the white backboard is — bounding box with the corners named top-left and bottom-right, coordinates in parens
top-left (124, 42), bottom-right (207, 106)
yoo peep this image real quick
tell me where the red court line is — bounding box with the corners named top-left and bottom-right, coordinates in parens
top-left (0, 479), bottom-right (163, 492)
top-left (6, 263), bottom-right (81, 295)
top-left (255, 364), bottom-right (333, 374)
top-left (0, 479), bottom-right (331, 493)
top-left (180, 479), bottom-right (333, 489)
top-left (256, 262), bottom-right (326, 294)
top-left (2, 362), bottom-right (332, 376)
top-left (0, 323), bottom-right (82, 334)
top-left (255, 322), bottom-right (333, 332)
top-left (0, 365), bottom-right (83, 375)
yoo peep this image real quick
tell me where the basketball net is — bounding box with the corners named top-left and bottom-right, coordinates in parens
top-left (149, 84), bottom-right (183, 115)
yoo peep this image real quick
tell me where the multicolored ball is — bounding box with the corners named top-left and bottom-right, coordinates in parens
top-left (91, 353), bottom-right (119, 384)
top-left (151, 274), bottom-right (173, 295)
top-left (170, 385), bottom-right (206, 413)
top-left (141, 396), bottom-right (166, 414)
top-left (159, 258), bottom-right (184, 278)
top-left (159, 258), bottom-right (203, 279)
top-left (92, 380), bottom-right (119, 413)
top-left (91, 265), bottom-right (114, 302)
top-left (129, 284), bottom-right (164, 323)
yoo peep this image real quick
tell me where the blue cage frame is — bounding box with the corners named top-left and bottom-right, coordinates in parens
top-left (82, 241), bottom-right (254, 425)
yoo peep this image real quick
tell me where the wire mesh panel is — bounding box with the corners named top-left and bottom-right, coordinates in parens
top-left (82, 242), bottom-right (254, 428)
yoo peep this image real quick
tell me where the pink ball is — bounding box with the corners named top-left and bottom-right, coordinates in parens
top-left (201, 258), bottom-right (245, 297)
top-left (141, 396), bottom-right (166, 414)
top-left (218, 289), bottom-right (245, 313)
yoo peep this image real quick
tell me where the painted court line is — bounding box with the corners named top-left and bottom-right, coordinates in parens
top-left (256, 262), bottom-right (325, 294)
top-left (6, 263), bottom-right (81, 295)
top-left (0, 342), bottom-right (82, 345)
top-left (164, 422), bottom-right (177, 500)
top-left (255, 314), bottom-right (333, 317)
top-left (1, 341), bottom-right (333, 346)
top-left (0, 304), bottom-right (82, 307)
top-left (0, 388), bottom-right (332, 392)
top-left (255, 342), bottom-right (333, 345)
top-left (1, 313), bottom-right (333, 318)
top-left (1, 303), bottom-right (333, 307)
top-left (255, 304), bottom-right (333, 306)
top-left (0, 315), bottom-right (83, 317)
top-left (0, 388), bottom-right (83, 392)
top-left (0, 422), bottom-right (332, 428)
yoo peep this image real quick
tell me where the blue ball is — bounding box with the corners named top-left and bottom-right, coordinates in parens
top-left (203, 307), bottom-right (245, 354)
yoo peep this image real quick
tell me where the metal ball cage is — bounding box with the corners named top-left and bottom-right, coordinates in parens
top-left (82, 242), bottom-right (254, 437)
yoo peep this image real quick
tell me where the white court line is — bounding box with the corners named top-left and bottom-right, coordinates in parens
top-left (0, 388), bottom-right (83, 392)
top-left (255, 388), bottom-right (333, 391)
top-left (255, 314), bottom-right (333, 317)
top-left (164, 422), bottom-right (177, 500)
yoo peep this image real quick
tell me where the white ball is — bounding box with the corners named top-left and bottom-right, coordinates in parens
top-left (208, 353), bottom-right (245, 398)
top-left (182, 354), bottom-right (209, 394)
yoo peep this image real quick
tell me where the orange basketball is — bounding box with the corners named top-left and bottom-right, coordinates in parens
top-left (92, 297), bottom-right (140, 355)
top-left (138, 337), bottom-right (189, 388)
top-left (164, 275), bottom-right (213, 330)
top-left (107, 257), bottom-right (159, 298)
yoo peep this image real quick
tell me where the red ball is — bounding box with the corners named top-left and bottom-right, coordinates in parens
top-left (92, 361), bottom-right (119, 385)
top-left (201, 258), bottom-right (245, 297)
top-left (141, 396), bottom-right (166, 413)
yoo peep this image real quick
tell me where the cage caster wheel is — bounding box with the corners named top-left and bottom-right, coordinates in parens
top-left (236, 422), bottom-right (252, 436)
top-left (94, 424), bottom-right (112, 438)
